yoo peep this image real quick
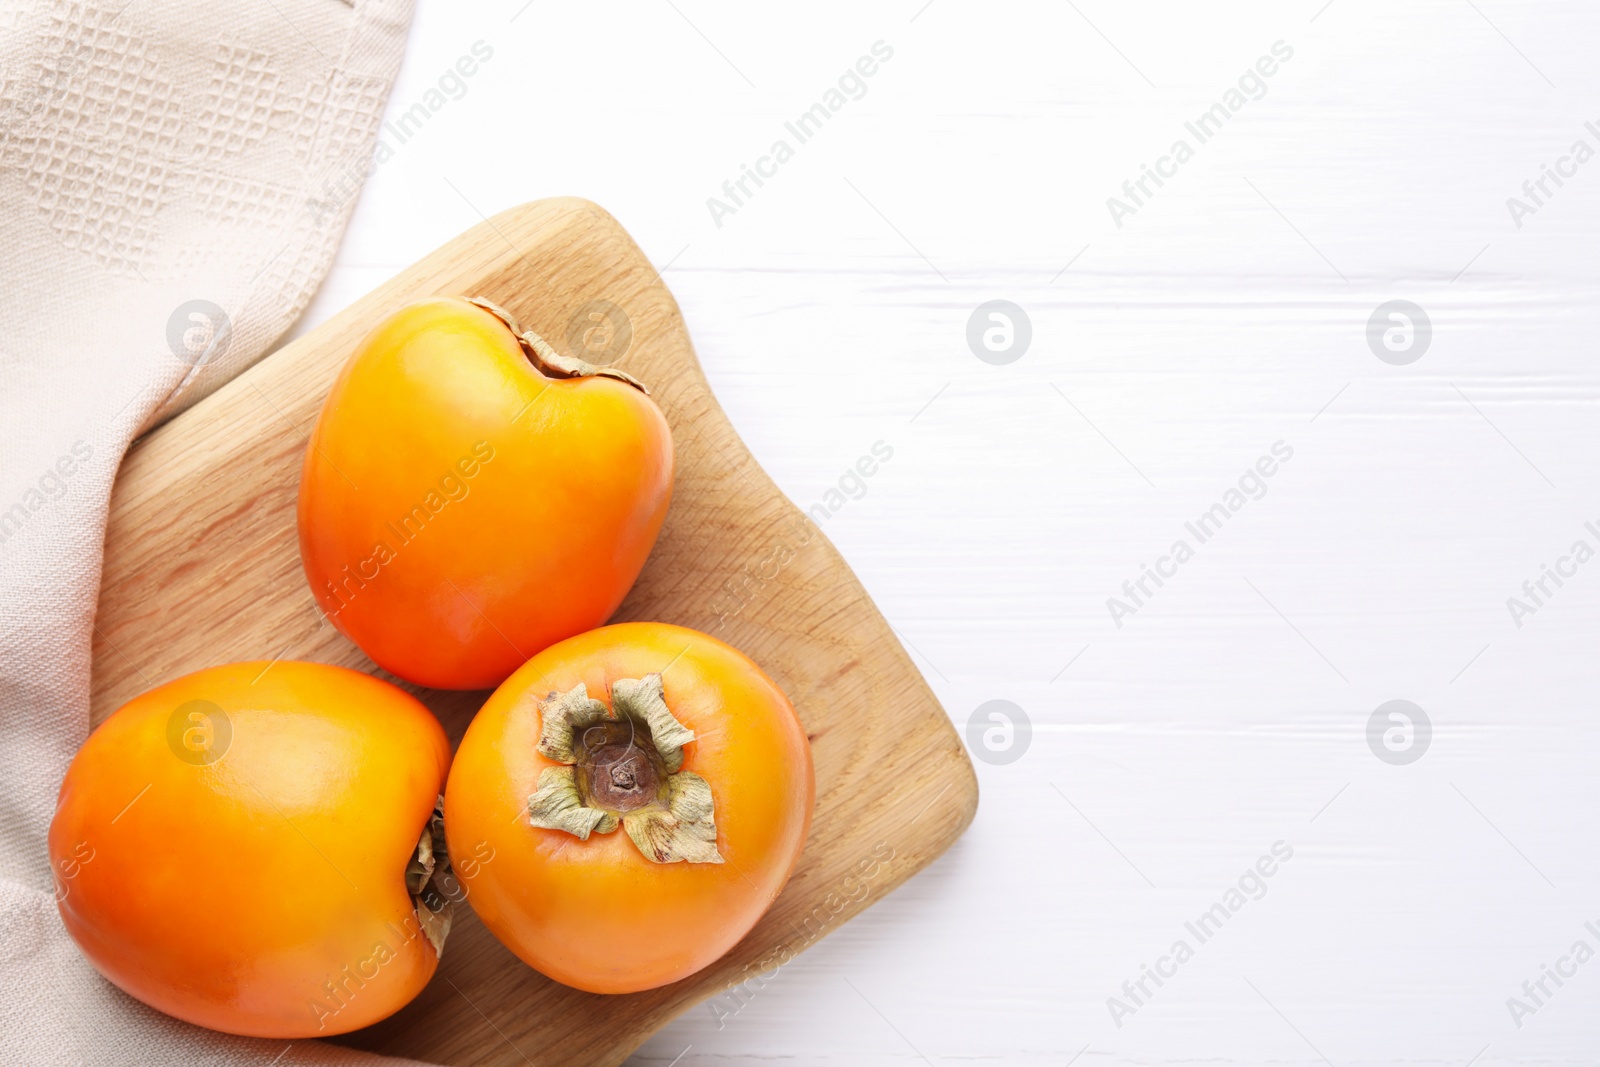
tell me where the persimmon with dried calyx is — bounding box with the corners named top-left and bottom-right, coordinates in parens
top-left (297, 295), bottom-right (673, 690)
top-left (444, 622), bottom-right (814, 993)
top-left (48, 661), bottom-right (455, 1038)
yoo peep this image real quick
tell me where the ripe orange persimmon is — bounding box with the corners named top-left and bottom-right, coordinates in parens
top-left (48, 661), bottom-right (454, 1038)
top-left (298, 296), bottom-right (673, 690)
top-left (444, 622), bottom-right (814, 993)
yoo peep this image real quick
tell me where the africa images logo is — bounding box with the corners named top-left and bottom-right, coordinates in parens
top-left (1106, 442), bottom-right (1294, 627)
top-left (1106, 41), bottom-right (1294, 228)
top-left (706, 41), bottom-right (895, 227)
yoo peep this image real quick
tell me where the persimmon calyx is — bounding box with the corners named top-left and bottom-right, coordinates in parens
top-left (526, 676), bottom-right (724, 864)
top-left (466, 296), bottom-right (650, 396)
top-left (405, 797), bottom-right (454, 959)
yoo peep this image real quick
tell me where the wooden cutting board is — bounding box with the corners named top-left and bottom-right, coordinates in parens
top-left (90, 197), bottom-right (977, 1066)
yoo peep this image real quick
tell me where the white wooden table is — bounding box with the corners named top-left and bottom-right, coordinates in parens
top-left (295, 1), bottom-right (1600, 1062)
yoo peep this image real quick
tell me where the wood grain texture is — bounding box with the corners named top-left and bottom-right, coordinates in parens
top-left (89, 198), bottom-right (977, 1067)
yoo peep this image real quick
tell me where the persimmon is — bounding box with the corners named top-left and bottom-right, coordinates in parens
top-left (444, 622), bottom-right (814, 993)
top-left (48, 661), bottom-right (454, 1038)
top-left (297, 296), bottom-right (673, 690)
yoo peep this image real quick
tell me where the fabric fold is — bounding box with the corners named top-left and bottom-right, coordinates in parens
top-left (0, 0), bottom-right (434, 1062)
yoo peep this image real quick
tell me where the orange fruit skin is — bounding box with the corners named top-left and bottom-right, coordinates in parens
top-left (297, 297), bottom-right (674, 690)
top-left (444, 622), bottom-right (814, 993)
top-left (48, 662), bottom-right (451, 1038)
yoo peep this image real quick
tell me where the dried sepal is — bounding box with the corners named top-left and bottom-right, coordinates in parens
top-left (409, 795), bottom-right (454, 959)
top-left (612, 673), bottom-right (694, 773)
top-left (528, 766), bottom-right (617, 839)
top-left (536, 684), bottom-right (611, 764)
top-left (416, 896), bottom-right (452, 959)
top-left (622, 771), bottom-right (723, 865)
top-left (467, 296), bottom-right (649, 395)
top-left (405, 824), bottom-right (435, 897)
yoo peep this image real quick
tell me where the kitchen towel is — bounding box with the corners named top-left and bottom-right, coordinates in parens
top-left (0, 0), bottom-right (433, 1062)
